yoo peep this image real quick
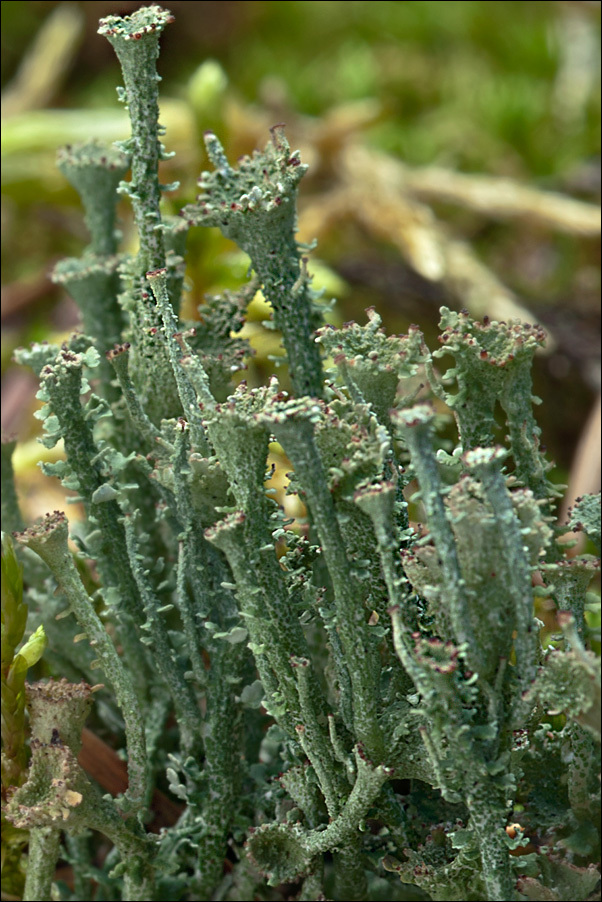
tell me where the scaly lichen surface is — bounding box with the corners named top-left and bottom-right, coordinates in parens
top-left (1, 6), bottom-right (600, 902)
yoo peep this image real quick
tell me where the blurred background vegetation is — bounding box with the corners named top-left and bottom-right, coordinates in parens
top-left (1, 0), bottom-right (600, 524)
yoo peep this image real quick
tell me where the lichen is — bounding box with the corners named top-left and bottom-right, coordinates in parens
top-left (2, 5), bottom-right (599, 901)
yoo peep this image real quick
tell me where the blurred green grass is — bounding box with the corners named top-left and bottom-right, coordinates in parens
top-left (3, 1), bottom-right (599, 174)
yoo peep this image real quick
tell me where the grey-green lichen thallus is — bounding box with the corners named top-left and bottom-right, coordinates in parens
top-left (3, 4), bottom-right (600, 902)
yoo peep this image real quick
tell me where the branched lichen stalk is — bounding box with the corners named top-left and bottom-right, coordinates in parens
top-left (205, 511), bottom-right (300, 732)
top-left (8, 7), bottom-right (600, 900)
top-left (36, 346), bottom-right (152, 697)
top-left (292, 657), bottom-right (346, 817)
top-left (98, 6), bottom-right (174, 275)
top-left (14, 514), bottom-right (147, 812)
top-left (463, 446), bottom-right (538, 702)
top-left (264, 401), bottom-right (385, 762)
top-left (194, 645), bottom-right (242, 897)
top-left (106, 342), bottom-right (165, 449)
top-left (122, 512), bottom-right (201, 755)
top-left (22, 826), bottom-right (61, 902)
top-left (184, 129), bottom-right (324, 397)
top-left (98, 6), bottom-right (185, 427)
top-left (392, 405), bottom-right (480, 667)
top-left (146, 267), bottom-right (209, 452)
top-left (57, 141), bottom-right (129, 257)
top-left (464, 784), bottom-right (514, 902)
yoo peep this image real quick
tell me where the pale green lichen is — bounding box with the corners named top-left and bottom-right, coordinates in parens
top-left (2, 5), bottom-right (599, 902)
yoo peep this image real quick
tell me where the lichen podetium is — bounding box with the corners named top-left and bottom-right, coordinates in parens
top-left (2, 6), bottom-right (600, 902)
